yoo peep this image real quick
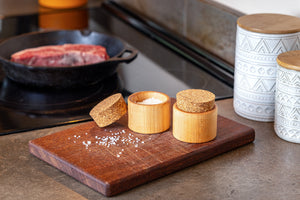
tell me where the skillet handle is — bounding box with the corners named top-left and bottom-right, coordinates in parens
top-left (109, 47), bottom-right (138, 64)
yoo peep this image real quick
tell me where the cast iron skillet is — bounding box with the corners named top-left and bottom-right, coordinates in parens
top-left (0, 30), bottom-right (138, 89)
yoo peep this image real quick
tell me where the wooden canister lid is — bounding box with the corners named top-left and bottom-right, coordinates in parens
top-left (237, 13), bottom-right (300, 34)
top-left (176, 89), bottom-right (215, 113)
top-left (277, 50), bottom-right (300, 71)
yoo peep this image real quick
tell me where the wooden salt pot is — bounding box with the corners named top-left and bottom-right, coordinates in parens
top-left (128, 91), bottom-right (171, 134)
top-left (173, 89), bottom-right (217, 143)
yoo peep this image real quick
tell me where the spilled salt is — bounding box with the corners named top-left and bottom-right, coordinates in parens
top-left (69, 129), bottom-right (152, 157)
top-left (137, 97), bottom-right (163, 105)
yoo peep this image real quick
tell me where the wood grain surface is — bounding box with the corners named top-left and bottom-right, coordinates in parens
top-left (172, 103), bottom-right (217, 143)
top-left (128, 91), bottom-right (171, 134)
top-left (29, 113), bottom-right (255, 196)
top-left (277, 50), bottom-right (300, 71)
top-left (237, 13), bottom-right (300, 34)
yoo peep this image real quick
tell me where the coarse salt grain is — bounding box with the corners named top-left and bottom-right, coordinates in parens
top-left (137, 97), bottom-right (163, 105)
top-left (69, 128), bottom-right (151, 157)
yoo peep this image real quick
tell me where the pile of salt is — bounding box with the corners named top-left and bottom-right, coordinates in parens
top-left (137, 97), bottom-right (163, 105)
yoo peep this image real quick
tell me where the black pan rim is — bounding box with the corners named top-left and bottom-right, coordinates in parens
top-left (0, 29), bottom-right (125, 70)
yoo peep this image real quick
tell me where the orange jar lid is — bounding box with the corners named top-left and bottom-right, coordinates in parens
top-left (38, 0), bottom-right (87, 9)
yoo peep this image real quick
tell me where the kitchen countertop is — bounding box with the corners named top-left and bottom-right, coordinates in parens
top-left (0, 98), bottom-right (299, 200)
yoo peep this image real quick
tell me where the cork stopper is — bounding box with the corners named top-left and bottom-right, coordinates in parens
top-left (176, 89), bottom-right (215, 113)
top-left (277, 50), bottom-right (300, 71)
top-left (237, 13), bottom-right (300, 34)
top-left (89, 93), bottom-right (127, 127)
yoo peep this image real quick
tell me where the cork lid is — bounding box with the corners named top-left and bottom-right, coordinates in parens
top-left (89, 93), bottom-right (127, 127)
top-left (277, 50), bottom-right (300, 71)
top-left (237, 13), bottom-right (300, 34)
top-left (176, 89), bottom-right (215, 113)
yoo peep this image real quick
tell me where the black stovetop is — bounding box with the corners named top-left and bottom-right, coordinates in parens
top-left (0, 1), bottom-right (233, 135)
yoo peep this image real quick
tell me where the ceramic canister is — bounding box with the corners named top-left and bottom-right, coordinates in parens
top-left (275, 50), bottom-right (300, 143)
top-left (234, 14), bottom-right (300, 122)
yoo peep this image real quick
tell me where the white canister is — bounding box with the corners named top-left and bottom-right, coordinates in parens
top-left (275, 50), bottom-right (300, 143)
top-left (234, 14), bottom-right (300, 122)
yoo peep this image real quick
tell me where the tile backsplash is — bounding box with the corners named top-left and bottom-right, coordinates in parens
top-left (113, 0), bottom-right (243, 66)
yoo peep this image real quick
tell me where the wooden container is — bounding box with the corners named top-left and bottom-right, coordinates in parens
top-left (173, 103), bottom-right (217, 143)
top-left (275, 50), bottom-right (300, 143)
top-left (128, 91), bottom-right (171, 134)
top-left (173, 89), bottom-right (217, 143)
top-left (234, 13), bottom-right (300, 122)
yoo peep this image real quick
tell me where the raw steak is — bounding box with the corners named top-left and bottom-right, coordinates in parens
top-left (11, 44), bottom-right (110, 67)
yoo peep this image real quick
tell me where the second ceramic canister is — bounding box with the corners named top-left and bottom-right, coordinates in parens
top-left (234, 13), bottom-right (300, 122)
top-left (275, 50), bottom-right (300, 143)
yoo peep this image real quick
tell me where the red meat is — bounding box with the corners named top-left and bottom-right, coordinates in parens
top-left (11, 44), bottom-right (110, 67)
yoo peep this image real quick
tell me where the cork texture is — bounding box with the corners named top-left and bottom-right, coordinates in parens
top-left (176, 89), bottom-right (215, 113)
top-left (89, 93), bottom-right (127, 127)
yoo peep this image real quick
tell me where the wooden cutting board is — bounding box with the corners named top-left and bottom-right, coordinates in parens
top-left (29, 114), bottom-right (255, 197)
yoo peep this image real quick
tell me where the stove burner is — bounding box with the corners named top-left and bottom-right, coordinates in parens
top-left (0, 3), bottom-right (233, 135)
top-left (0, 74), bottom-right (122, 116)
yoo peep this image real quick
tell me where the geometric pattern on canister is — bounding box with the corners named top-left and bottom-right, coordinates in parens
top-left (234, 26), bottom-right (300, 122)
top-left (274, 65), bottom-right (300, 143)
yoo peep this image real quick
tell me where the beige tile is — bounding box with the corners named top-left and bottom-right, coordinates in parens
top-left (115, 0), bottom-right (186, 35)
top-left (185, 0), bottom-right (241, 65)
top-left (116, 0), bottom-right (242, 65)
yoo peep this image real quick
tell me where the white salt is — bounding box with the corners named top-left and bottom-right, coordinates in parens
top-left (137, 97), bottom-right (163, 105)
top-left (70, 127), bottom-right (149, 157)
